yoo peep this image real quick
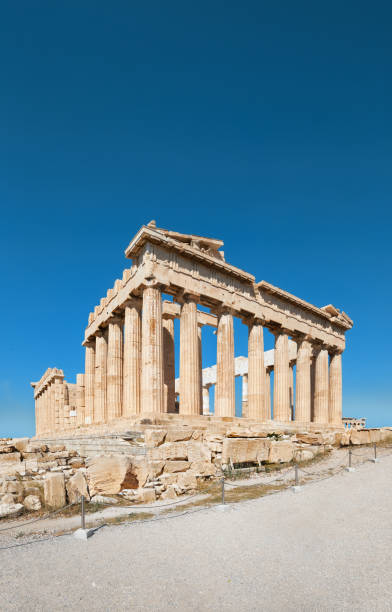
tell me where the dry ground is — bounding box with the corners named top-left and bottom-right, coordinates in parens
top-left (1, 446), bottom-right (392, 610)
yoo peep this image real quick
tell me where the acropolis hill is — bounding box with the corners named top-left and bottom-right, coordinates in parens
top-left (18, 221), bottom-right (362, 505)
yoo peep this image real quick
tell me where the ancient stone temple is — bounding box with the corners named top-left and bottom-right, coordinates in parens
top-left (31, 221), bottom-right (353, 436)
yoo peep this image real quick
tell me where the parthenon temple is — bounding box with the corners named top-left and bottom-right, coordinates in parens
top-left (31, 221), bottom-right (353, 436)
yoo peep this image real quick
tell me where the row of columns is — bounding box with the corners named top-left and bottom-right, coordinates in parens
top-left (35, 376), bottom-right (79, 435)
top-left (81, 285), bottom-right (342, 426)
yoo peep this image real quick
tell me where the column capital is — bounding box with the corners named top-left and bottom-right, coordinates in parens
top-left (175, 290), bottom-right (200, 305)
top-left (123, 296), bottom-right (142, 311)
top-left (107, 315), bottom-right (124, 326)
top-left (242, 314), bottom-right (265, 327)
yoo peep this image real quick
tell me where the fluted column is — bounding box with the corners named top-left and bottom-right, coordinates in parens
top-left (313, 347), bottom-right (329, 424)
top-left (84, 340), bottom-right (95, 425)
top-left (329, 351), bottom-right (342, 425)
top-left (48, 383), bottom-right (55, 434)
top-left (295, 339), bottom-right (311, 422)
top-left (76, 373), bottom-right (85, 426)
top-left (35, 395), bottom-right (40, 436)
top-left (123, 301), bottom-right (142, 416)
top-left (265, 367), bottom-right (272, 419)
top-left (215, 310), bottom-right (235, 417)
top-left (273, 331), bottom-right (290, 421)
top-left (141, 285), bottom-right (164, 413)
top-left (247, 320), bottom-right (266, 420)
top-left (162, 314), bottom-right (176, 413)
top-left (179, 296), bottom-right (201, 415)
top-left (289, 364), bottom-right (294, 420)
top-left (54, 377), bottom-right (64, 431)
top-left (202, 386), bottom-right (211, 415)
top-left (242, 374), bottom-right (248, 417)
top-left (43, 388), bottom-right (49, 434)
top-left (107, 316), bottom-right (124, 421)
top-left (94, 330), bottom-right (108, 423)
top-left (198, 324), bottom-right (203, 414)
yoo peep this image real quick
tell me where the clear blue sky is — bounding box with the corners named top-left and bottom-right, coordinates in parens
top-left (1, 1), bottom-right (391, 437)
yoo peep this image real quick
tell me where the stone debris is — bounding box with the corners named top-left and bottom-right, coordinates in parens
top-left (1, 425), bottom-right (392, 520)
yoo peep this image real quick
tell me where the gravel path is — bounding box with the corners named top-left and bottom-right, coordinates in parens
top-left (1, 450), bottom-right (392, 611)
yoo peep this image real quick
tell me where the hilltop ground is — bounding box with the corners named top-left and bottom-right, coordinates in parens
top-left (1, 447), bottom-right (391, 611)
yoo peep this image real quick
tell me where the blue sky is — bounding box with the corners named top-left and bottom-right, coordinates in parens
top-left (0, 1), bottom-right (391, 437)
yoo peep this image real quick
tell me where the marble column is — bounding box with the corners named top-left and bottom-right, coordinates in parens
top-left (48, 383), bottom-right (55, 434)
top-left (329, 351), bottom-right (342, 425)
top-left (42, 388), bottom-right (49, 434)
top-left (107, 316), bottom-right (124, 421)
top-left (273, 331), bottom-right (290, 421)
top-left (123, 301), bottom-right (142, 416)
top-left (202, 385), bottom-right (211, 415)
top-left (265, 367), bottom-right (272, 419)
top-left (215, 310), bottom-right (235, 417)
top-left (179, 296), bottom-right (201, 415)
top-left (76, 373), bottom-right (85, 426)
top-left (247, 321), bottom-right (266, 420)
top-left (313, 347), bottom-right (329, 424)
top-left (289, 364), bottom-right (294, 420)
top-left (198, 324), bottom-right (203, 414)
top-left (141, 285), bottom-right (164, 413)
top-left (295, 339), bottom-right (311, 422)
top-left (242, 374), bottom-right (248, 417)
top-left (163, 314), bottom-right (176, 413)
top-left (94, 330), bottom-right (108, 423)
top-left (84, 340), bottom-right (95, 425)
top-left (35, 395), bottom-right (41, 436)
top-left (54, 377), bottom-right (64, 431)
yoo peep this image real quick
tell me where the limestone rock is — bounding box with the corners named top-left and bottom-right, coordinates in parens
top-left (164, 460), bottom-right (190, 473)
top-left (69, 457), bottom-right (85, 469)
top-left (44, 473), bottom-right (66, 509)
top-left (1, 493), bottom-right (15, 504)
top-left (0, 503), bottom-right (24, 519)
top-left (295, 433), bottom-right (321, 445)
top-left (90, 494), bottom-right (118, 504)
top-left (294, 449), bottom-right (314, 462)
top-left (0, 444), bottom-right (17, 454)
top-left (190, 460), bottom-right (216, 477)
top-left (176, 471), bottom-right (197, 492)
top-left (12, 439), bottom-right (30, 453)
top-left (160, 486), bottom-right (177, 500)
top-left (350, 430), bottom-right (371, 445)
top-left (137, 488), bottom-right (156, 503)
top-left (0, 451), bottom-right (21, 464)
top-left (368, 429), bottom-right (381, 444)
top-left (165, 428), bottom-right (193, 443)
top-left (87, 455), bottom-right (140, 495)
top-left (23, 495), bottom-right (41, 511)
top-left (222, 438), bottom-right (270, 465)
top-left (268, 441), bottom-right (295, 464)
top-left (66, 470), bottom-right (90, 504)
top-left (2, 481), bottom-right (23, 502)
top-left (144, 429), bottom-right (166, 447)
top-left (149, 442), bottom-right (188, 461)
top-left (48, 445), bottom-right (66, 452)
top-left (187, 441), bottom-right (211, 463)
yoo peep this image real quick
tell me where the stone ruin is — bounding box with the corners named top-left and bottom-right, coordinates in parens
top-left (32, 220), bottom-right (353, 434)
top-left (22, 221), bottom-right (358, 506)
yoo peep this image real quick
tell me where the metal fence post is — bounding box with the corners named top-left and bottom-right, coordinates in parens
top-left (374, 443), bottom-right (377, 461)
top-left (221, 477), bottom-right (225, 505)
top-left (81, 495), bottom-right (85, 530)
top-left (295, 464), bottom-right (299, 487)
top-left (349, 448), bottom-right (352, 468)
